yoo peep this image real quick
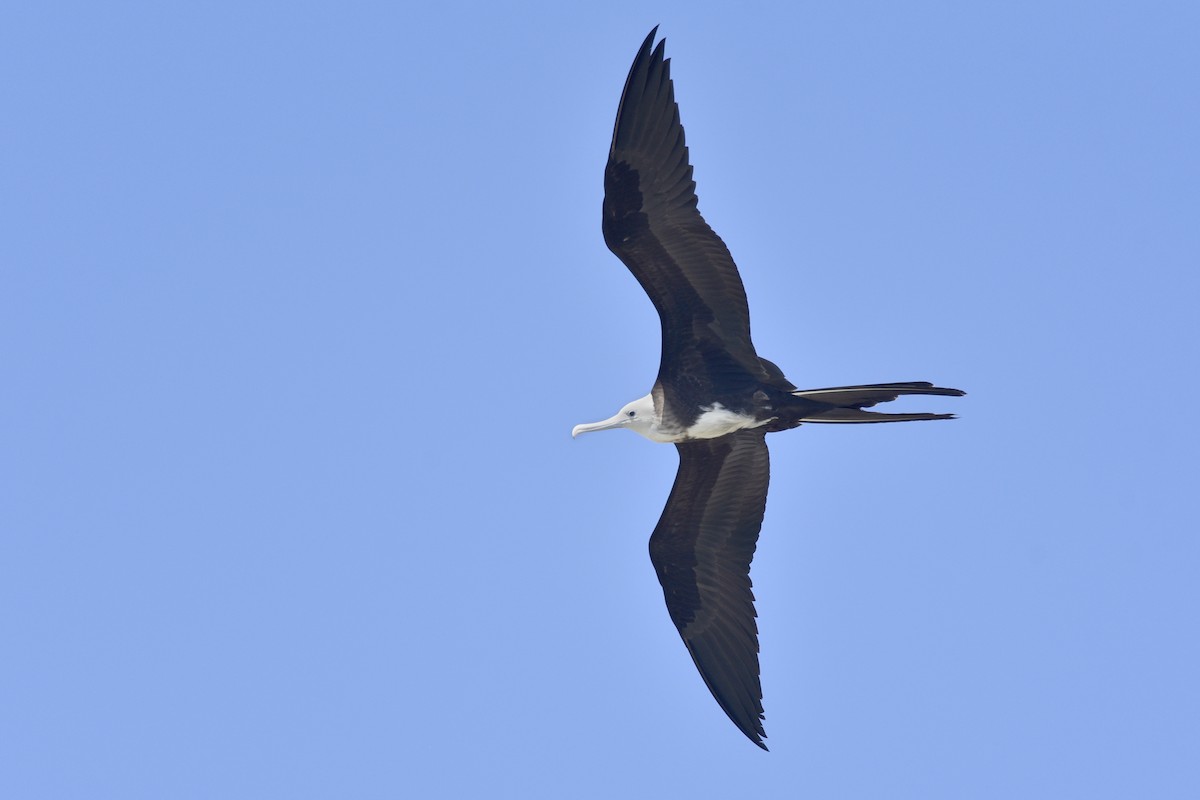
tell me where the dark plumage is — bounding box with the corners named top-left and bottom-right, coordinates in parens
top-left (573, 28), bottom-right (964, 749)
top-left (649, 429), bottom-right (770, 746)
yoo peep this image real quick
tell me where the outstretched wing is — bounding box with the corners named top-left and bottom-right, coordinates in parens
top-left (648, 429), bottom-right (771, 749)
top-left (603, 29), bottom-right (772, 396)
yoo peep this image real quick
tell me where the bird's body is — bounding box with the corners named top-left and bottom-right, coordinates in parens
top-left (573, 29), bottom-right (964, 750)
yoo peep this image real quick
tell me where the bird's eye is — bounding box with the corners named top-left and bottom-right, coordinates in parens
top-left (627, 411), bottom-right (636, 418)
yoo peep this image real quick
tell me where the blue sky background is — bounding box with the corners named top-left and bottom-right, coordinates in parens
top-left (4, 2), bottom-right (1199, 797)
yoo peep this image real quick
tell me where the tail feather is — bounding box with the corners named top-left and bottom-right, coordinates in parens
top-left (790, 381), bottom-right (964, 425)
top-left (801, 408), bottom-right (957, 423)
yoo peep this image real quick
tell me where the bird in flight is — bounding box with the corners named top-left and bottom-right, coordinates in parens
top-left (572, 29), bottom-right (964, 750)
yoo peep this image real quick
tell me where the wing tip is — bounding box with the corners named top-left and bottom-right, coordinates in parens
top-left (740, 715), bottom-right (769, 750)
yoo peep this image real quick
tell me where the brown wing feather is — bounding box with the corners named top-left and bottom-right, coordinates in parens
top-left (603, 30), bottom-right (777, 396)
top-left (648, 429), bottom-right (771, 749)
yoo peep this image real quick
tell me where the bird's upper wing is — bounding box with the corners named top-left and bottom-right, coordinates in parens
top-left (649, 428), bottom-right (770, 749)
top-left (603, 29), bottom-right (775, 395)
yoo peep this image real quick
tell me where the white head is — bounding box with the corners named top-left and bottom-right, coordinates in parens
top-left (572, 394), bottom-right (667, 442)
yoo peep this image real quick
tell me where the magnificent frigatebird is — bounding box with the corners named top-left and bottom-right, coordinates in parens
top-left (572, 29), bottom-right (964, 750)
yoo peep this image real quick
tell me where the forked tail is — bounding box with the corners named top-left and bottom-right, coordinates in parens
top-left (791, 381), bottom-right (965, 423)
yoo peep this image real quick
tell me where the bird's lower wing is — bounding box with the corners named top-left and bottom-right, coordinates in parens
top-left (649, 429), bottom-right (770, 749)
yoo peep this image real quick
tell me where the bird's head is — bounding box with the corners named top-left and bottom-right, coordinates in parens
top-left (572, 394), bottom-right (661, 441)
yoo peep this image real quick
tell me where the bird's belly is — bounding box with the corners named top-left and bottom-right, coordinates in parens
top-left (683, 403), bottom-right (771, 440)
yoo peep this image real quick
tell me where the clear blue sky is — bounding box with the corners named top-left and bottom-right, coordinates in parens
top-left (4, 2), bottom-right (1198, 797)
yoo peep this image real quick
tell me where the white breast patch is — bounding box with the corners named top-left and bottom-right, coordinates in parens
top-left (685, 403), bottom-right (769, 440)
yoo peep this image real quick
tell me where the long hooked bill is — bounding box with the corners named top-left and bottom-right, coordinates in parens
top-left (571, 412), bottom-right (628, 438)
